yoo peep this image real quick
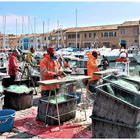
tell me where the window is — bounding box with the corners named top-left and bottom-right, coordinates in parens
top-left (135, 40), bottom-right (138, 43)
top-left (109, 32), bottom-right (116, 37)
top-left (120, 29), bottom-right (125, 35)
top-left (89, 33), bottom-right (91, 38)
top-left (93, 33), bottom-right (96, 38)
top-left (109, 32), bottom-right (113, 37)
top-left (101, 32), bottom-right (104, 37)
top-left (44, 37), bottom-right (47, 40)
top-left (133, 27), bottom-right (138, 34)
top-left (48, 36), bottom-right (51, 40)
top-left (84, 33), bottom-right (87, 38)
top-left (77, 34), bottom-right (80, 38)
top-left (114, 32), bottom-right (116, 36)
top-left (104, 32), bottom-right (108, 37)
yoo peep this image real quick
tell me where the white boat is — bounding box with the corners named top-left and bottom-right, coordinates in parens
top-left (133, 53), bottom-right (140, 64)
top-left (104, 49), bottom-right (120, 62)
top-left (128, 45), bottom-right (139, 62)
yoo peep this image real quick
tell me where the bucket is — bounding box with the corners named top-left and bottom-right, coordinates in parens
top-left (0, 109), bottom-right (16, 133)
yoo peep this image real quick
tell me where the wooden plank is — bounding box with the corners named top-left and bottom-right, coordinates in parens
top-left (93, 69), bottom-right (119, 76)
top-left (38, 75), bottom-right (91, 86)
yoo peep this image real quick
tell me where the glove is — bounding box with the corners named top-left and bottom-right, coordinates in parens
top-left (98, 65), bottom-right (102, 68)
top-left (53, 74), bottom-right (60, 78)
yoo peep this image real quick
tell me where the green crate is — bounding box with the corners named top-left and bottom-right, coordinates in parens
top-left (37, 94), bottom-right (77, 125)
top-left (91, 115), bottom-right (140, 138)
top-left (93, 83), bottom-right (140, 126)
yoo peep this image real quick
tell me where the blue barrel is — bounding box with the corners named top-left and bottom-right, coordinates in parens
top-left (0, 109), bottom-right (16, 133)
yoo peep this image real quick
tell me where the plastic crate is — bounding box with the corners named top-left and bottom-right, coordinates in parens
top-left (93, 83), bottom-right (140, 125)
top-left (4, 90), bottom-right (33, 110)
top-left (91, 115), bottom-right (140, 138)
top-left (37, 94), bottom-right (77, 125)
top-left (103, 75), bottom-right (140, 91)
top-left (0, 94), bottom-right (5, 110)
top-left (0, 110), bottom-right (16, 133)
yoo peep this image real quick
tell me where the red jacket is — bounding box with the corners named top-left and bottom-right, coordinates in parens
top-left (8, 53), bottom-right (20, 76)
top-left (40, 54), bottom-right (62, 91)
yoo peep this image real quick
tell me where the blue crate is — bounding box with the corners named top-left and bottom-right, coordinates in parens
top-left (0, 109), bottom-right (16, 133)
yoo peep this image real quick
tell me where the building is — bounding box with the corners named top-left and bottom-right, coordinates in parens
top-left (0, 20), bottom-right (140, 50)
top-left (65, 20), bottom-right (140, 49)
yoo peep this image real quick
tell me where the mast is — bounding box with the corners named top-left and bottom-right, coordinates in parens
top-left (75, 9), bottom-right (78, 49)
top-left (57, 20), bottom-right (59, 48)
top-left (16, 18), bottom-right (17, 48)
top-left (34, 17), bottom-right (36, 49)
top-left (28, 16), bottom-right (30, 35)
top-left (43, 20), bottom-right (45, 51)
top-left (22, 16), bottom-right (24, 50)
top-left (3, 16), bottom-right (6, 49)
top-left (47, 18), bottom-right (49, 48)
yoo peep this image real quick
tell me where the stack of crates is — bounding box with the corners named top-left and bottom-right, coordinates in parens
top-left (91, 75), bottom-right (140, 138)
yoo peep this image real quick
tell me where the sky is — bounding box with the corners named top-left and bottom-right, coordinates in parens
top-left (0, 1), bottom-right (140, 35)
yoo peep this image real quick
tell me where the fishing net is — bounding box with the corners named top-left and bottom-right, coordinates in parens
top-left (112, 79), bottom-right (138, 93)
top-left (7, 85), bottom-right (32, 94)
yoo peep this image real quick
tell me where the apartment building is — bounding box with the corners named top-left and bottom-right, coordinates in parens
top-left (66, 20), bottom-right (140, 49)
top-left (66, 25), bottom-right (119, 48)
top-left (118, 21), bottom-right (139, 48)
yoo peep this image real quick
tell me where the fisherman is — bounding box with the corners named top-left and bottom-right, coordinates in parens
top-left (116, 46), bottom-right (129, 62)
top-left (0, 57), bottom-right (4, 67)
top-left (26, 47), bottom-right (37, 66)
top-left (40, 47), bottom-right (63, 97)
top-left (87, 51), bottom-right (100, 92)
top-left (99, 55), bottom-right (109, 70)
top-left (64, 59), bottom-right (71, 69)
top-left (8, 49), bottom-right (21, 83)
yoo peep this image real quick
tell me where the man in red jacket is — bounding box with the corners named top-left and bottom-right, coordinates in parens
top-left (8, 49), bottom-right (21, 82)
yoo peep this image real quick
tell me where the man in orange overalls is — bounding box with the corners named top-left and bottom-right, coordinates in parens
top-left (87, 51), bottom-right (100, 92)
top-left (40, 47), bottom-right (63, 97)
